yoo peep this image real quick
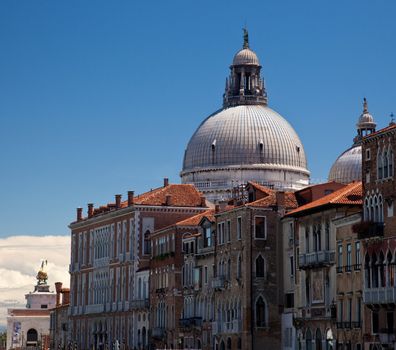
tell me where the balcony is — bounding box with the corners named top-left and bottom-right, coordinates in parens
top-left (379, 331), bottom-right (396, 344)
top-left (364, 286), bottom-right (396, 305)
top-left (298, 250), bottom-right (335, 269)
top-left (212, 276), bottom-right (226, 290)
top-left (155, 287), bottom-right (166, 294)
top-left (85, 304), bottom-right (104, 314)
top-left (152, 327), bottom-right (165, 339)
top-left (130, 299), bottom-right (149, 310)
top-left (353, 221), bottom-right (384, 239)
top-left (197, 237), bottom-right (214, 256)
top-left (179, 317), bottom-right (203, 329)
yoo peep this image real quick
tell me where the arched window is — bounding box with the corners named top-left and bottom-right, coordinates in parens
top-left (227, 338), bottom-right (231, 350)
top-left (237, 338), bottom-right (242, 350)
top-left (306, 276), bottom-right (311, 305)
top-left (387, 251), bottom-right (394, 287)
top-left (27, 329), bottom-right (38, 343)
top-left (389, 149), bottom-right (394, 176)
top-left (372, 253), bottom-right (379, 288)
top-left (315, 328), bottom-right (322, 350)
top-left (369, 197), bottom-right (374, 221)
top-left (256, 255), bottom-right (265, 278)
top-left (305, 328), bottom-right (312, 350)
top-left (384, 151), bottom-right (389, 178)
top-left (255, 296), bottom-right (266, 327)
top-left (374, 196), bottom-right (379, 222)
top-left (379, 251), bottom-right (386, 287)
top-left (379, 195), bottom-right (384, 223)
top-left (144, 230), bottom-right (151, 254)
top-left (364, 198), bottom-right (369, 221)
top-left (378, 149), bottom-right (383, 179)
top-left (220, 340), bottom-right (225, 350)
top-left (237, 254), bottom-right (242, 279)
top-left (365, 253), bottom-right (371, 288)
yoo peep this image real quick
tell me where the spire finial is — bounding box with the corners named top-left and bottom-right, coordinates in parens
top-left (390, 112), bottom-right (395, 125)
top-left (363, 97), bottom-right (368, 113)
top-left (243, 27), bottom-right (249, 49)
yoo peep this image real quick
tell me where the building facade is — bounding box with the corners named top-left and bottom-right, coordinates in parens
top-left (360, 122), bottom-right (396, 349)
top-left (285, 182), bottom-right (362, 350)
top-left (68, 179), bottom-right (208, 349)
top-left (6, 263), bottom-right (56, 350)
top-left (50, 282), bottom-right (71, 349)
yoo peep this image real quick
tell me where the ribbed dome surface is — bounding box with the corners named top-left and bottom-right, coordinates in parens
top-left (233, 48), bottom-right (260, 66)
top-left (328, 145), bottom-right (362, 184)
top-left (183, 105), bottom-right (308, 171)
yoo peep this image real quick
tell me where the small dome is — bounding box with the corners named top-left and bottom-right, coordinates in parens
top-left (357, 98), bottom-right (376, 130)
top-left (328, 145), bottom-right (361, 184)
top-left (232, 48), bottom-right (260, 66)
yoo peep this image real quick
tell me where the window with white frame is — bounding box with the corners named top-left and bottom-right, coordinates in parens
top-left (254, 216), bottom-right (266, 239)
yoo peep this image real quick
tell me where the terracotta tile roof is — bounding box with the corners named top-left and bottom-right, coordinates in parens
top-left (175, 209), bottom-right (215, 226)
top-left (285, 182), bottom-right (362, 217)
top-left (364, 123), bottom-right (396, 139)
top-left (89, 184), bottom-right (206, 217)
top-left (247, 182), bottom-right (298, 209)
top-left (132, 184), bottom-right (204, 207)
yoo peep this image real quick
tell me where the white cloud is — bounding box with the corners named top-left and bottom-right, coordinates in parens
top-left (0, 235), bottom-right (70, 327)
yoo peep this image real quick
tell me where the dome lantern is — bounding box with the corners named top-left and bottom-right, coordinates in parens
top-left (223, 29), bottom-right (268, 108)
top-left (329, 98), bottom-right (377, 184)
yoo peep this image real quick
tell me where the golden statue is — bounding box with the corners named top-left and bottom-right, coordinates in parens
top-left (36, 259), bottom-right (48, 285)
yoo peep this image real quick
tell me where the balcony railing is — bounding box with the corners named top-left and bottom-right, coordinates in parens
top-left (152, 327), bottom-right (165, 339)
top-left (85, 304), bottom-right (104, 314)
top-left (130, 299), bottom-right (149, 310)
top-left (212, 276), bottom-right (226, 290)
top-left (353, 221), bottom-right (384, 239)
top-left (179, 317), bottom-right (203, 329)
top-left (211, 320), bottom-right (241, 334)
top-left (363, 286), bottom-right (396, 304)
top-left (298, 250), bottom-right (335, 269)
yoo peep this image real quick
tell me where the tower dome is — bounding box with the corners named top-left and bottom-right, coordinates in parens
top-left (180, 30), bottom-right (310, 201)
top-left (328, 98), bottom-right (376, 184)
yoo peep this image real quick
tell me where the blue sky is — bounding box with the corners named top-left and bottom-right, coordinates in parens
top-left (0, 0), bottom-right (395, 237)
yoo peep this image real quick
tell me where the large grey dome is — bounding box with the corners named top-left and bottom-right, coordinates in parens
top-left (180, 31), bottom-right (310, 201)
top-left (328, 145), bottom-right (362, 184)
top-left (183, 105), bottom-right (308, 171)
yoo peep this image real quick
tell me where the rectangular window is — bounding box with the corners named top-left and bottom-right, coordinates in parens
top-left (346, 243), bottom-right (352, 272)
top-left (285, 293), bottom-right (294, 308)
top-left (237, 217), bottom-right (242, 240)
top-left (337, 244), bottom-right (343, 273)
top-left (204, 266), bottom-right (208, 284)
top-left (338, 300), bottom-right (343, 322)
top-left (289, 255), bottom-right (294, 278)
top-left (356, 297), bottom-right (361, 325)
top-left (255, 216), bottom-right (266, 239)
top-left (366, 148), bottom-right (371, 160)
top-left (387, 311), bottom-right (394, 333)
top-left (347, 298), bottom-right (352, 322)
top-left (366, 170), bottom-right (370, 184)
top-left (355, 241), bottom-right (361, 267)
top-left (205, 227), bottom-right (212, 247)
top-left (221, 222), bottom-right (225, 244)
top-left (227, 220), bottom-right (231, 242)
top-left (372, 311), bottom-right (379, 333)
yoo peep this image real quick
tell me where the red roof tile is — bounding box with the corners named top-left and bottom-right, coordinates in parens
top-left (175, 209), bottom-right (215, 226)
top-left (285, 182), bottom-right (362, 217)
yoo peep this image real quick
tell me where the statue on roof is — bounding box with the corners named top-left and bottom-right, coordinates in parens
top-left (243, 27), bottom-right (249, 49)
top-left (36, 259), bottom-right (48, 285)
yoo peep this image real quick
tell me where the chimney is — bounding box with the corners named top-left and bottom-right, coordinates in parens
top-left (164, 177), bottom-right (169, 187)
top-left (76, 207), bottom-right (83, 222)
top-left (88, 203), bottom-right (94, 218)
top-left (215, 204), bottom-right (220, 213)
top-left (115, 194), bottom-right (122, 209)
top-left (219, 201), bottom-right (227, 211)
top-left (62, 289), bottom-right (70, 305)
top-left (128, 191), bottom-right (134, 206)
top-left (200, 196), bottom-right (206, 207)
top-left (276, 191), bottom-right (285, 208)
top-left (55, 282), bottom-right (62, 307)
top-left (165, 194), bottom-right (172, 206)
